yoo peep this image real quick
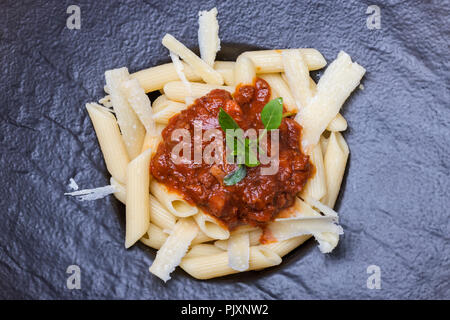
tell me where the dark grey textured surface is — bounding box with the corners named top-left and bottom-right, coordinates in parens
top-left (0, 0), bottom-right (448, 299)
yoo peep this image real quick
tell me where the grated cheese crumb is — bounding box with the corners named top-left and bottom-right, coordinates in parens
top-left (65, 185), bottom-right (116, 201)
top-left (68, 178), bottom-right (79, 191)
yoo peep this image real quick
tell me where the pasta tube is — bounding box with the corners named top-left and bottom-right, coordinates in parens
top-left (86, 103), bottom-right (129, 184)
top-left (140, 223), bottom-right (169, 250)
top-left (301, 143), bottom-right (327, 200)
top-left (163, 81), bottom-right (234, 103)
top-left (234, 54), bottom-right (256, 86)
top-left (131, 62), bottom-right (201, 93)
top-left (150, 180), bottom-right (198, 217)
top-left (185, 244), bottom-right (224, 259)
top-left (125, 149), bottom-right (151, 248)
top-left (259, 73), bottom-right (296, 112)
top-left (243, 48), bottom-right (327, 73)
top-left (322, 132), bottom-right (349, 208)
top-left (193, 211), bottom-right (230, 240)
top-left (180, 246), bottom-right (281, 280)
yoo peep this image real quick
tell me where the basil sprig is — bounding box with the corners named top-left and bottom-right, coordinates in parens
top-left (218, 97), bottom-right (284, 185)
top-left (261, 97), bottom-right (283, 130)
top-left (223, 164), bottom-right (247, 186)
top-left (219, 108), bottom-right (259, 168)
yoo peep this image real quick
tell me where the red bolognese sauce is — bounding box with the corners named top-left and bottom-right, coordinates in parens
top-left (150, 78), bottom-right (313, 230)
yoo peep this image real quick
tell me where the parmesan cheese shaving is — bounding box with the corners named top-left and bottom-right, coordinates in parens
top-left (268, 197), bottom-right (343, 254)
top-left (149, 218), bottom-right (199, 282)
top-left (68, 178), bottom-right (79, 191)
top-left (198, 7), bottom-right (220, 67)
top-left (65, 185), bottom-right (116, 201)
top-left (296, 51), bottom-right (365, 151)
top-left (169, 51), bottom-right (193, 105)
top-left (122, 78), bottom-right (156, 135)
top-left (105, 67), bottom-right (145, 159)
top-left (268, 219), bottom-right (343, 242)
top-left (227, 232), bottom-right (250, 272)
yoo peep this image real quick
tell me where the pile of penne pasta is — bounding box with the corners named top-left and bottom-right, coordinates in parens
top-left (84, 8), bottom-right (365, 281)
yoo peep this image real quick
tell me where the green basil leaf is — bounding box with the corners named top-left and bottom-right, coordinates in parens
top-left (219, 108), bottom-right (240, 131)
top-left (244, 138), bottom-right (260, 167)
top-left (261, 97), bottom-right (283, 130)
top-left (224, 165), bottom-right (247, 186)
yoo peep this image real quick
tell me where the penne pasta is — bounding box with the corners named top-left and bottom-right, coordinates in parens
top-left (162, 33), bottom-right (224, 85)
top-left (227, 232), bottom-right (250, 271)
top-left (180, 246), bottom-right (282, 280)
top-left (193, 211), bottom-right (230, 240)
top-left (243, 48), bottom-right (327, 73)
top-left (191, 230), bottom-right (214, 245)
top-left (301, 143), bottom-right (327, 200)
top-left (149, 194), bottom-right (177, 231)
top-left (327, 113), bottom-right (348, 131)
top-left (282, 50), bottom-right (313, 111)
top-left (131, 62), bottom-right (201, 93)
top-left (150, 180), bottom-right (198, 217)
top-left (276, 197), bottom-right (320, 220)
top-left (163, 81), bottom-right (234, 103)
top-left (151, 95), bottom-right (170, 113)
top-left (214, 239), bottom-right (227, 250)
top-left (320, 134), bottom-right (329, 155)
top-left (110, 176), bottom-right (126, 204)
top-left (152, 100), bottom-right (187, 124)
top-left (155, 123), bottom-right (166, 135)
top-left (322, 132), bottom-right (349, 208)
top-left (140, 223), bottom-right (169, 250)
top-left (234, 54), bottom-right (256, 86)
top-left (81, 6), bottom-right (365, 280)
top-left (185, 244), bottom-right (224, 259)
top-left (296, 51), bottom-right (365, 150)
top-left (86, 103), bottom-right (129, 184)
top-left (249, 229), bottom-right (263, 245)
top-left (140, 130), bottom-right (162, 154)
top-left (109, 177), bottom-right (177, 231)
top-left (214, 229), bottom-right (262, 250)
top-left (259, 73), bottom-right (297, 112)
top-left (149, 218), bottom-right (199, 282)
top-left (233, 225), bottom-right (259, 234)
top-left (214, 61), bottom-right (235, 86)
top-left (263, 236), bottom-right (311, 257)
top-left (125, 149), bottom-right (152, 248)
top-left (105, 68), bottom-right (145, 159)
top-left (302, 195), bottom-right (338, 218)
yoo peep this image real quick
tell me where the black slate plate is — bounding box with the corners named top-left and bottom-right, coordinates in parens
top-left (0, 0), bottom-right (448, 299)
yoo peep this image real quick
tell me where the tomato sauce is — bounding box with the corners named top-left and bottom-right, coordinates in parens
top-left (150, 78), bottom-right (312, 230)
